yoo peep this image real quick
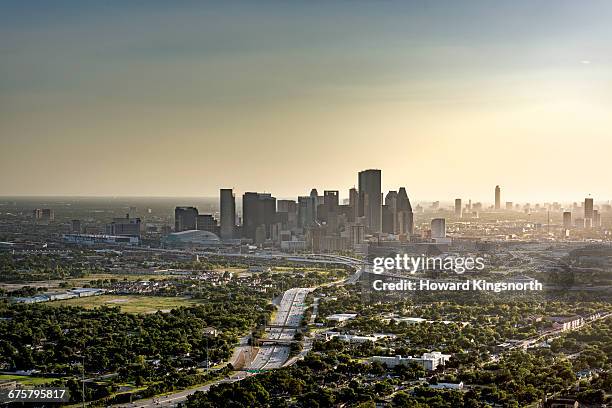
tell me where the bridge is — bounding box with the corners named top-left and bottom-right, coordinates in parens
top-left (257, 338), bottom-right (297, 345)
top-left (265, 324), bottom-right (301, 329)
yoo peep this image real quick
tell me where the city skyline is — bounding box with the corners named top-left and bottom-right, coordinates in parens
top-left (3, 1), bottom-right (612, 200)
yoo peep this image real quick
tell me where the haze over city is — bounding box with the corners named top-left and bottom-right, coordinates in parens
top-left (2, 0), bottom-right (612, 201)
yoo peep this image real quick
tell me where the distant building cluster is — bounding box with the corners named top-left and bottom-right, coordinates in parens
top-left (167, 169), bottom-right (416, 253)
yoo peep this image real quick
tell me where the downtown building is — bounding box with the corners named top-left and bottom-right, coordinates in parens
top-left (220, 188), bottom-right (236, 240)
top-left (358, 169), bottom-right (382, 234)
top-left (242, 192), bottom-right (277, 244)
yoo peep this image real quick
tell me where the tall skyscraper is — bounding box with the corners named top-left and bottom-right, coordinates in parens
top-left (455, 198), bottom-right (462, 218)
top-left (495, 185), bottom-right (501, 210)
top-left (175, 206), bottom-right (198, 231)
top-left (431, 218), bottom-right (446, 238)
top-left (220, 188), bottom-right (236, 240)
top-left (242, 192), bottom-right (276, 242)
top-left (385, 191), bottom-right (398, 233)
top-left (348, 187), bottom-right (359, 223)
top-left (593, 210), bottom-right (601, 227)
top-left (563, 211), bottom-right (572, 229)
top-left (396, 187), bottom-right (414, 236)
top-left (358, 169), bottom-right (382, 233)
top-left (584, 197), bottom-right (594, 220)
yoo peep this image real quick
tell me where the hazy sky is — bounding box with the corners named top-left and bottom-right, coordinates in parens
top-left (1, 1), bottom-right (612, 203)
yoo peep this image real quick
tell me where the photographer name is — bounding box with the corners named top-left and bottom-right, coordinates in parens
top-left (372, 279), bottom-right (543, 293)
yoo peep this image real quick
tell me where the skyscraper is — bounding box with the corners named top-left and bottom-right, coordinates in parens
top-left (348, 187), bottom-right (359, 223)
top-left (358, 169), bottom-right (382, 233)
top-left (396, 187), bottom-right (414, 236)
top-left (175, 206), bottom-right (198, 231)
top-left (563, 211), bottom-right (572, 229)
top-left (431, 218), bottom-right (446, 238)
top-left (385, 191), bottom-right (398, 233)
top-left (495, 185), bottom-right (501, 210)
top-left (220, 188), bottom-right (236, 240)
top-left (455, 198), bottom-right (462, 218)
top-left (584, 197), bottom-right (594, 220)
top-left (242, 192), bottom-right (276, 242)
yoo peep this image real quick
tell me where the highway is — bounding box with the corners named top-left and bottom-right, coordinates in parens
top-left (113, 253), bottom-right (362, 408)
top-left (247, 287), bottom-right (310, 370)
top-left (117, 287), bottom-right (312, 407)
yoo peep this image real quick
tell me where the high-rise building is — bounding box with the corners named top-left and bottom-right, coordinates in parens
top-left (593, 210), bottom-right (601, 227)
top-left (506, 202), bottom-right (513, 210)
top-left (71, 219), bottom-right (82, 234)
top-left (220, 188), bottom-right (236, 240)
top-left (563, 211), bottom-right (572, 229)
top-left (431, 218), bottom-right (446, 239)
top-left (358, 169), bottom-right (382, 233)
top-left (197, 214), bottom-right (218, 234)
top-left (350, 224), bottom-right (365, 246)
top-left (33, 208), bottom-right (54, 221)
top-left (106, 214), bottom-right (141, 237)
top-left (242, 192), bottom-right (276, 242)
top-left (584, 198), bottom-right (594, 220)
top-left (382, 204), bottom-right (394, 234)
top-left (454, 198), bottom-right (462, 218)
top-left (322, 190), bottom-right (339, 231)
top-left (277, 199), bottom-right (298, 231)
top-left (349, 187), bottom-right (359, 222)
top-left (396, 187), bottom-right (414, 236)
top-left (297, 196), bottom-right (310, 229)
top-left (385, 191), bottom-right (398, 233)
top-left (175, 206), bottom-right (198, 232)
top-left (495, 185), bottom-right (501, 210)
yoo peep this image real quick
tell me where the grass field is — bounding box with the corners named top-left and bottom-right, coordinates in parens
top-left (0, 374), bottom-right (55, 386)
top-left (46, 295), bottom-right (202, 313)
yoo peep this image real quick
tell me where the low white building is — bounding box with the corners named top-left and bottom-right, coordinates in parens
top-left (326, 313), bottom-right (357, 323)
top-left (429, 382), bottom-right (464, 390)
top-left (370, 351), bottom-right (451, 371)
top-left (320, 332), bottom-right (394, 343)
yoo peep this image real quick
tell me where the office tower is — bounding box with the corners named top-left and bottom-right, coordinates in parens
top-left (382, 205), bottom-right (394, 234)
top-left (593, 210), bottom-right (601, 227)
top-left (197, 214), bottom-right (218, 234)
top-left (396, 187), bottom-right (414, 236)
top-left (495, 185), bottom-right (501, 210)
top-left (277, 200), bottom-right (298, 231)
top-left (33, 208), bottom-right (54, 221)
top-left (563, 212), bottom-right (572, 229)
top-left (71, 219), bottom-right (81, 234)
top-left (350, 224), bottom-right (365, 246)
top-left (219, 188), bottom-right (236, 240)
top-left (106, 214), bottom-right (141, 237)
top-left (322, 190), bottom-right (339, 231)
top-left (349, 187), bottom-right (359, 222)
top-left (358, 169), bottom-right (382, 233)
top-left (455, 198), bottom-right (462, 218)
top-left (506, 202), bottom-right (513, 210)
top-left (175, 206), bottom-right (198, 232)
top-left (385, 191), bottom-right (398, 232)
top-left (307, 189), bottom-right (319, 225)
top-left (297, 196), bottom-right (310, 229)
top-left (431, 218), bottom-right (446, 239)
top-left (584, 198), bottom-right (594, 220)
top-left (242, 192), bottom-right (276, 242)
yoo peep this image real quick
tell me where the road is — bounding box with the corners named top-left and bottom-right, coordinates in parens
top-left (116, 288), bottom-right (312, 407)
top-left (247, 287), bottom-right (310, 370)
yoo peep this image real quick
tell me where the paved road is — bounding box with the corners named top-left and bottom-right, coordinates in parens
top-left (117, 288), bottom-right (311, 407)
top-left (248, 287), bottom-right (310, 370)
